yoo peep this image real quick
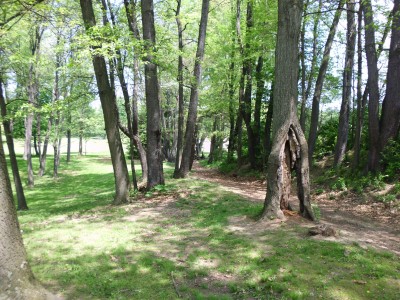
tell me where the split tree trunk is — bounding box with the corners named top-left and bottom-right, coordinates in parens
top-left (177, 0), bottom-right (210, 178)
top-left (261, 0), bottom-right (314, 221)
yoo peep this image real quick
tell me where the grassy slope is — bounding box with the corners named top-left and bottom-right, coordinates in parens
top-left (9, 154), bottom-right (400, 299)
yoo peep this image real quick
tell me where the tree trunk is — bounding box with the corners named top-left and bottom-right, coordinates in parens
top-left (363, 0), bottom-right (380, 172)
top-left (79, 134), bottom-right (83, 156)
top-left (334, 0), bottom-right (356, 167)
top-left (177, 0), bottom-right (210, 178)
top-left (38, 118), bottom-right (51, 177)
top-left (261, 0), bottom-right (314, 221)
top-left (352, 4), bottom-right (363, 170)
top-left (254, 55), bottom-right (264, 153)
top-left (66, 128), bottom-right (71, 163)
top-left (0, 77), bottom-right (28, 210)
top-left (173, 0), bottom-right (185, 177)
top-left (124, 0), bottom-right (148, 186)
top-left (264, 84), bottom-right (274, 160)
top-left (141, 0), bottom-right (164, 189)
top-left (80, 0), bottom-right (130, 204)
top-left (379, 0), bottom-right (400, 154)
top-left (300, 0), bottom-right (322, 131)
top-left (0, 127), bottom-right (57, 299)
top-left (308, 0), bottom-right (344, 161)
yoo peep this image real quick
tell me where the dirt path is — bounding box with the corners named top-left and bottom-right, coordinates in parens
top-left (192, 163), bottom-right (400, 255)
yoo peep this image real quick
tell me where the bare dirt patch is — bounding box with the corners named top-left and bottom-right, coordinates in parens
top-left (192, 162), bottom-right (400, 255)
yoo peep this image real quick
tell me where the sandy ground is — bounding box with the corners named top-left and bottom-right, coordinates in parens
top-left (192, 162), bottom-right (400, 255)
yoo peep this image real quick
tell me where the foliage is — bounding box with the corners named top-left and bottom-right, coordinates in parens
top-left (314, 112), bottom-right (339, 159)
top-left (381, 138), bottom-right (400, 180)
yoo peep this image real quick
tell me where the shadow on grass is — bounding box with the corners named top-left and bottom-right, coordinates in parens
top-left (11, 155), bottom-right (400, 299)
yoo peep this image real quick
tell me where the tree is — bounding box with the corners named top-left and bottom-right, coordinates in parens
top-left (363, 0), bottom-right (380, 172)
top-left (379, 0), bottom-right (400, 155)
top-left (176, 0), bottom-right (210, 178)
top-left (0, 75), bottom-right (28, 210)
top-left (141, 0), bottom-right (164, 189)
top-left (308, 0), bottom-right (344, 161)
top-left (334, 0), bottom-right (356, 167)
top-left (261, 0), bottom-right (314, 221)
top-left (80, 0), bottom-right (130, 204)
top-left (0, 127), bottom-right (56, 299)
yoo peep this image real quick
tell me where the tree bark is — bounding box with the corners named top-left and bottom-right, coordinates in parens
top-left (124, 0), bottom-right (148, 185)
top-left (363, 0), bottom-right (380, 172)
top-left (0, 127), bottom-right (56, 299)
top-left (173, 0), bottom-right (185, 177)
top-left (334, 0), bottom-right (356, 167)
top-left (379, 0), bottom-right (400, 154)
top-left (308, 0), bottom-right (344, 161)
top-left (80, 0), bottom-right (130, 204)
top-left (300, 0), bottom-right (322, 131)
top-left (0, 77), bottom-right (28, 210)
top-left (177, 0), bottom-right (210, 178)
top-left (141, 0), bottom-right (164, 189)
top-left (261, 0), bottom-right (314, 221)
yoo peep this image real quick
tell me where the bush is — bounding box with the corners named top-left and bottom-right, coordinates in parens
top-left (381, 138), bottom-right (400, 180)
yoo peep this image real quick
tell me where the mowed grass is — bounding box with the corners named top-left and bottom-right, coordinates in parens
top-left (7, 153), bottom-right (400, 299)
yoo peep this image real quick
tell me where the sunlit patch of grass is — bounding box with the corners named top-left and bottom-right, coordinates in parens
top-left (6, 154), bottom-right (399, 299)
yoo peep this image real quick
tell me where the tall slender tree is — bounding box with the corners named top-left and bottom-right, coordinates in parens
top-left (308, 0), bottom-right (344, 161)
top-left (80, 0), bottom-right (130, 204)
top-left (176, 0), bottom-right (210, 178)
top-left (334, 0), bottom-right (356, 167)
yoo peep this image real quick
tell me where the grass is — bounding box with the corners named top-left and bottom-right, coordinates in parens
top-left (7, 153), bottom-right (400, 299)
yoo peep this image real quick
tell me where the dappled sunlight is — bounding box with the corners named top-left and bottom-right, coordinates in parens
top-left (11, 156), bottom-right (399, 299)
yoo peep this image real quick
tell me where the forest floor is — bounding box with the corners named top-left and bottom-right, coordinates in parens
top-left (14, 155), bottom-right (400, 299)
top-left (192, 162), bottom-right (400, 256)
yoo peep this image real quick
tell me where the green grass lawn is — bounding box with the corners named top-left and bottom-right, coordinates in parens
top-left (8, 154), bottom-right (400, 299)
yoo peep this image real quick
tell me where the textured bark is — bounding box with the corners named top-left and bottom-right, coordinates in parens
top-left (177, 0), bottom-right (210, 178)
top-left (363, 0), bottom-right (380, 172)
top-left (254, 56), bottom-right (264, 151)
top-left (0, 128), bottom-right (57, 300)
top-left (308, 0), bottom-right (344, 161)
top-left (173, 0), bottom-right (185, 177)
top-left (352, 5), bottom-right (363, 170)
top-left (80, 0), bottom-right (130, 204)
top-left (334, 0), bottom-right (356, 167)
top-left (353, 7), bottom-right (392, 169)
top-left (379, 0), bottom-right (400, 154)
top-left (261, 0), bottom-right (314, 221)
top-left (123, 0), bottom-right (148, 185)
top-left (38, 118), bottom-right (51, 177)
top-left (0, 77), bottom-right (28, 211)
top-left (141, 0), bottom-right (164, 188)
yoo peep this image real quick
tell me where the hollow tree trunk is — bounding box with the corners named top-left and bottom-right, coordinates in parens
top-left (80, 0), bottom-right (130, 204)
top-left (0, 77), bottom-right (28, 210)
top-left (308, 0), bottom-right (344, 161)
top-left (177, 0), bottom-right (210, 178)
top-left (261, 0), bottom-right (314, 221)
top-left (334, 0), bottom-right (356, 167)
top-left (0, 127), bottom-right (57, 299)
